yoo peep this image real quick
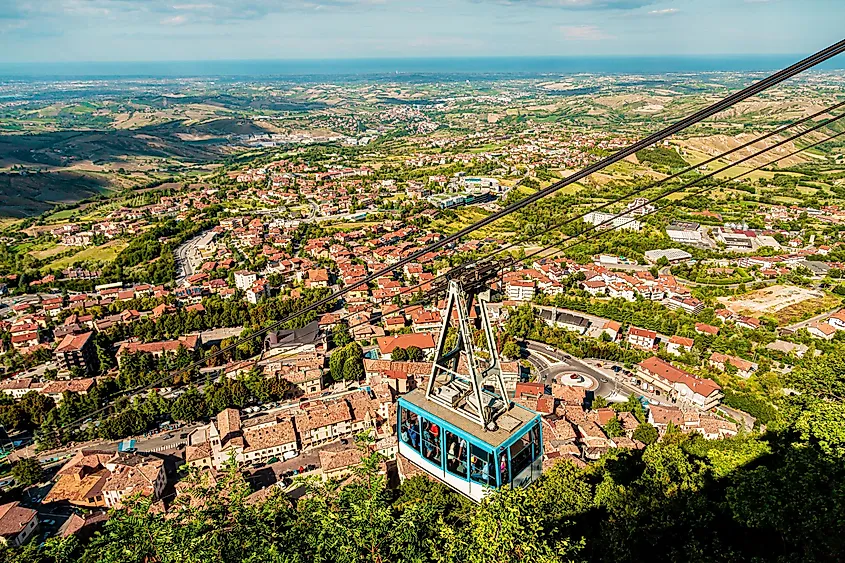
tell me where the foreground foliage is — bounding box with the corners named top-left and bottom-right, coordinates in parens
top-left (3, 395), bottom-right (843, 563)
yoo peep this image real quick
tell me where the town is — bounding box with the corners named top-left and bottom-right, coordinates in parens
top-left (0, 36), bottom-right (844, 563)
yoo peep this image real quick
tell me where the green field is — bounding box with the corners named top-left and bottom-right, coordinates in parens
top-left (47, 241), bottom-right (127, 270)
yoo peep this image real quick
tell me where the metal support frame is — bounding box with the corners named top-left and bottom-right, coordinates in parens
top-left (426, 280), bottom-right (511, 429)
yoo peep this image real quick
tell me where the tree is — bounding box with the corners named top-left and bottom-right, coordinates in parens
top-left (592, 395), bottom-right (609, 409)
top-left (502, 340), bottom-right (522, 360)
top-left (329, 347), bottom-right (348, 381)
top-left (12, 457), bottom-right (43, 487)
top-left (170, 388), bottom-right (207, 422)
top-left (632, 422), bottom-right (659, 445)
top-left (603, 416), bottom-right (624, 438)
top-left (405, 346), bottom-right (423, 362)
top-left (391, 347), bottom-right (409, 361)
top-left (342, 356), bottom-right (365, 381)
top-left (332, 321), bottom-right (352, 347)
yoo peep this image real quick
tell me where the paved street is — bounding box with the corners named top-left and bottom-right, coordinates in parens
top-left (524, 340), bottom-right (673, 406)
top-left (8, 423), bottom-right (203, 464)
top-left (174, 230), bottom-right (214, 284)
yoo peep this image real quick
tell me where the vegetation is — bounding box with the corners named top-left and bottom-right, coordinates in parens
top-left (4, 396), bottom-right (845, 562)
top-left (635, 146), bottom-right (690, 169)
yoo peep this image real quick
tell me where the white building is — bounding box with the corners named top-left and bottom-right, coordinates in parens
top-left (583, 211), bottom-right (642, 232)
top-left (666, 222), bottom-right (702, 244)
top-left (235, 271), bottom-right (258, 291)
top-left (507, 280), bottom-right (536, 302)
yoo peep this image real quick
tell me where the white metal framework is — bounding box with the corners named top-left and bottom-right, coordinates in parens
top-left (425, 280), bottom-right (511, 430)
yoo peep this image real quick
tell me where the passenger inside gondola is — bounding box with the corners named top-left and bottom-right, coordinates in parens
top-left (421, 418), bottom-right (441, 465)
top-left (469, 447), bottom-right (494, 486)
top-left (445, 432), bottom-right (467, 478)
top-left (499, 453), bottom-right (509, 485)
top-left (401, 410), bottom-right (420, 451)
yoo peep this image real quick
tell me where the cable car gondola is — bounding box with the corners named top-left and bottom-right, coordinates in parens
top-left (396, 280), bottom-right (543, 502)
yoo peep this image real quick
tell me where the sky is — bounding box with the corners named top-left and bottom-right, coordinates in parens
top-left (0, 0), bottom-right (842, 63)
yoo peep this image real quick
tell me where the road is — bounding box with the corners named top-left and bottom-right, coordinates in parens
top-left (524, 340), bottom-right (673, 406)
top-left (524, 341), bottom-right (615, 398)
top-left (174, 230), bottom-right (215, 284)
top-left (9, 423), bottom-right (204, 464)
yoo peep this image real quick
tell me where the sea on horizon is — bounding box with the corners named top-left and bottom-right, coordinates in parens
top-left (1, 54), bottom-right (844, 80)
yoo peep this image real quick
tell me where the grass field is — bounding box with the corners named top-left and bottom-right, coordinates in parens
top-left (772, 294), bottom-right (842, 325)
top-left (44, 209), bottom-right (77, 222)
top-left (29, 245), bottom-right (67, 260)
top-left (47, 241), bottom-right (127, 269)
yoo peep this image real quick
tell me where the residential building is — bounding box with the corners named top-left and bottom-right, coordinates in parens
top-left (41, 378), bottom-right (96, 403)
top-left (649, 405), bottom-right (738, 440)
top-left (695, 322), bottom-right (720, 336)
top-left (627, 327), bottom-right (657, 350)
top-left (506, 280), bottom-right (536, 302)
top-left (708, 352), bottom-right (758, 378)
top-left (44, 450), bottom-right (166, 508)
top-left (602, 320), bottom-right (622, 341)
top-left (666, 335), bottom-right (694, 357)
top-left (55, 331), bottom-right (96, 374)
top-left (364, 359), bottom-right (432, 394)
top-left (636, 357), bottom-right (723, 410)
top-left (0, 502), bottom-right (38, 546)
top-left (234, 271), bottom-right (258, 291)
top-left (0, 378), bottom-right (43, 400)
top-left (808, 321), bottom-right (837, 340)
top-left (376, 333), bottom-right (436, 360)
top-left (319, 447), bottom-right (365, 482)
top-left (665, 295), bottom-right (704, 315)
top-left (735, 316), bottom-right (761, 330)
top-left (827, 310), bottom-right (845, 330)
top-left (116, 335), bottom-right (200, 366)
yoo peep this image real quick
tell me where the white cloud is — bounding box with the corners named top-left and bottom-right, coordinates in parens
top-left (480, 0), bottom-right (657, 9)
top-left (560, 24), bottom-right (612, 40)
top-left (648, 8), bottom-right (678, 15)
top-left (161, 14), bottom-right (188, 25)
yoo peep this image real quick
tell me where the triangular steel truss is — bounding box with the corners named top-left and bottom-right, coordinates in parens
top-left (425, 280), bottom-right (511, 429)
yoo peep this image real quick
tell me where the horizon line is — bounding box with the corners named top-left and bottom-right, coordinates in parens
top-left (0, 53), bottom-right (820, 66)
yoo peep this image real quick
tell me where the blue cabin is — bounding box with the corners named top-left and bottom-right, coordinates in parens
top-left (397, 388), bottom-right (543, 502)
